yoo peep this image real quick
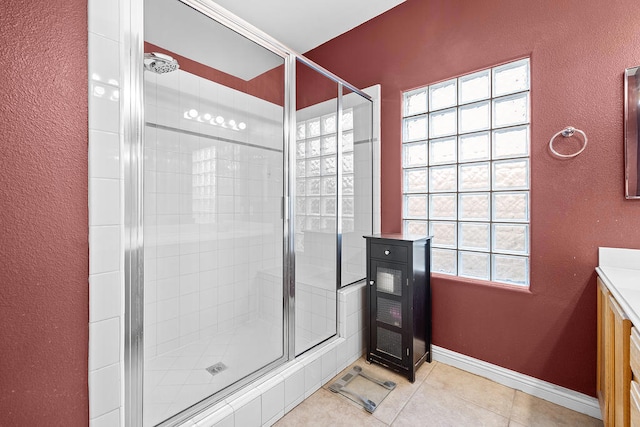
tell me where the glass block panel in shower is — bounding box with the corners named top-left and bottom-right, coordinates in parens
top-left (459, 132), bottom-right (490, 163)
top-left (296, 122), bottom-right (306, 140)
top-left (459, 69), bottom-right (490, 104)
top-left (342, 131), bottom-right (354, 152)
top-left (343, 153), bottom-right (354, 173)
top-left (343, 197), bottom-right (354, 216)
top-left (493, 223), bottom-right (528, 254)
top-left (429, 165), bottom-right (457, 192)
top-left (342, 108), bottom-right (354, 131)
top-left (493, 93), bottom-right (529, 128)
top-left (493, 254), bottom-right (528, 286)
top-left (429, 108), bottom-right (457, 138)
top-left (342, 217), bottom-right (354, 232)
top-left (296, 216), bottom-right (306, 231)
top-left (404, 194), bottom-right (428, 219)
top-left (459, 222), bottom-right (490, 251)
top-left (403, 141), bottom-right (428, 168)
top-left (459, 193), bottom-right (490, 221)
top-left (404, 88), bottom-right (428, 116)
top-left (430, 137), bottom-right (457, 165)
top-left (321, 176), bottom-right (336, 195)
top-left (376, 266), bottom-right (402, 295)
top-left (296, 197), bottom-right (306, 214)
top-left (321, 217), bottom-right (336, 232)
top-left (306, 197), bottom-right (320, 215)
top-left (296, 141), bottom-right (306, 158)
top-left (322, 135), bottom-right (337, 155)
top-left (429, 194), bottom-right (456, 220)
top-left (493, 58), bottom-right (530, 97)
top-left (377, 327), bottom-right (402, 359)
top-left (403, 115), bottom-right (428, 142)
top-left (306, 178), bottom-right (320, 195)
top-left (493, 125), bottom-right (529, 159)
top-left (404, 168), bottom-right (428, 193)
top-left (296, 159), bottom-right (306, 177)
top-left (342, 175), bottom-right (354, 195)
top-left (430, 221), bottom-right (457, 248)
top-left (295, 232), bottom-right (305, 252)
top-left (459, 251), bottom-right (490, 280)
top-left (322, 113), bottom-right (336, 134)
top-left (459, 162), bottom-right (490, 192)
top-left (432, 248), bottom-right (457, 274)
top-left (493, 159), bottom-right (529, 190)
top-left (306, 119), bottom-right (321, 138)
top-left (404, 220), bottom-right (428, 236)
top-left (377, 297), bottom-right (402, 327)
top-left (307, 138), bottom-right (321, 157)
top-left (459, 101), bottom-right (490, 133)
top-left (322, 197), bottom-right (336, 215)
top-left (296, 178), bottom-right (306, 196)
top-left (322, 156), bottom-right (336, 175)
top-left (306, 159), bottom-right (321, 176)
top-left (429, 79), bottom-right (457, 111)
top-left (306, 216), bottom-right (321, 231)
top-left (493, 192), bottom-right (528, 222)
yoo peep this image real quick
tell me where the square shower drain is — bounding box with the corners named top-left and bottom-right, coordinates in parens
top-left (206, 362), bottom-right (227, 376)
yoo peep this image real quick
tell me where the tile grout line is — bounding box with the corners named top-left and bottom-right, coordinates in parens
top-left (386, 361), bottom-right (438, 426)
top-left (429, 362), bottom-right (519, 423)
top-left (507, 390), bottom-right (518, 426)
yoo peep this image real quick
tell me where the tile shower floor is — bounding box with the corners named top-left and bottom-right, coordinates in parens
top-left (275, 357), bottom-right (604, 427)
top-left (144, 319), bottom-right (282, 426)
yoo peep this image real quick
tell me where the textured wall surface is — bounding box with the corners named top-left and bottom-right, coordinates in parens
top-left (0, 0), bottom-right (89, 424)
top-left (306, 0), bottom-right (640, 396)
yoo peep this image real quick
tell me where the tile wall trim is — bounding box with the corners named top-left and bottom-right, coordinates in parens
top-left (432, 345), bottom-right (602, 420)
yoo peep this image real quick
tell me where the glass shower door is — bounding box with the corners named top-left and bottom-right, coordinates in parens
top-left (294, 59), bottom-right (338, 354)
top-left (142, 0), bottom-right (286, 424)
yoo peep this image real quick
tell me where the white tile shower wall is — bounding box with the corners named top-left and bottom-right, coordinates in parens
top-left (88, 0), bottom-right (124, 424)
top-left (143, 68), bottom-right (284, 359)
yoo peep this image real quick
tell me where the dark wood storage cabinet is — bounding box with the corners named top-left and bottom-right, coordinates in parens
top-left (364, 234), bottom-right (431, 382)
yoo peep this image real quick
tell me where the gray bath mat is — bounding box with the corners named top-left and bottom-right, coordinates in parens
top-left (328, 365), bottom-right (396, 413)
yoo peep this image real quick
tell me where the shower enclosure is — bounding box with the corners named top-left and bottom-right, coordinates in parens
top-left (126, 1), bottom-right (374, 425)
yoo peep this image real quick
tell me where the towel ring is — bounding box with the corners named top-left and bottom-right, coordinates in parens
top-left (549, 126), bottom-right (588, 158)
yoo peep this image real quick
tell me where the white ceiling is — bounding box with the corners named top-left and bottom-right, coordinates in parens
top-left (145, 0), bottom-right (405, 80)
top-left (211, 0), bottom-right (406, 54)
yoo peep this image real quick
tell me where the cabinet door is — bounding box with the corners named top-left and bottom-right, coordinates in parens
top-left (369, 259), bottom-right (410, 367)
top-left (609, 294), bottom-right (632, 427)
top-left (598, 278), bottom-right (612, 422)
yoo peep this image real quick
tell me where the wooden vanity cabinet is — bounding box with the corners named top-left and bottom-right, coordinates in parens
top-left (597, 277), bottom-right (633, 427)
top-left (630, 328), bottom-right (640, 427)
top-left (598, 279), bottom-right (613, 425)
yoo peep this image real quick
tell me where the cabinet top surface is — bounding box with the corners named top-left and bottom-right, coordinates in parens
top-left (364, 233), bottom-right (432, 242)
top-left (597, 266), bottom-right (640, 327)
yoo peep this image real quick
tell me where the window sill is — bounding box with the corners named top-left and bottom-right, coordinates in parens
top-left (430, 272), bottom-right (533, 294)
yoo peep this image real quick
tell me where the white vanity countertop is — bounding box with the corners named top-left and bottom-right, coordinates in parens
top-left (597, 247), bottom-right (640, 326)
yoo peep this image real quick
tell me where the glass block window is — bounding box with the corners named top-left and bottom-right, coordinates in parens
top-left (296, 108), bottom-right (354, 244)
top-left (402, 59), bottom-right (530, 286)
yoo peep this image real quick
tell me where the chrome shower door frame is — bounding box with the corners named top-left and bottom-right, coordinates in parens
top-left (123, 0), bottom-right (374, 425)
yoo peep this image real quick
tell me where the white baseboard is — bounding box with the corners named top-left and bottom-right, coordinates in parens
top-left (431, 345), bottom-right (602, 420)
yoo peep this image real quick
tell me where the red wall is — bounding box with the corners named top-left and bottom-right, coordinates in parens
top-left (306, 0), bottom-right (640, 395)
top-left (0, 0), bottom-right (89, 424)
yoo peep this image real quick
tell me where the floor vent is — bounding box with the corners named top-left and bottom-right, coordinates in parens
top-left (206, 362), bottom-right (227, 376)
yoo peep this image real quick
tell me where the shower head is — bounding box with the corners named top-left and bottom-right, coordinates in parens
top-left (144, 52), bottom-right (179, 74)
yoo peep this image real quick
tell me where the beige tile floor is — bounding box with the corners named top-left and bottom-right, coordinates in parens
top-left (275, 358), bottom-right (604, 427)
